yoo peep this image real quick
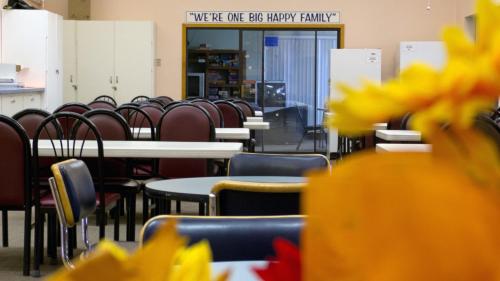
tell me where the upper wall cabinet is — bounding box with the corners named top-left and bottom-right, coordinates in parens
top-left (2, 10), bottom-right (63, 112)
top-left (64, 20), bottom-right (156, 104)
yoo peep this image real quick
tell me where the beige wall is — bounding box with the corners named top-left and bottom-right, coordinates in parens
top-left (43, 0), bottom-right (68, 19)
top-left (88, 0), bottom-right (460, 99)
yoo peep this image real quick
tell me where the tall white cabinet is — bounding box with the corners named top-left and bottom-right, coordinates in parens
top-left (64, 20), bottom-right (155, 104)
top-left (1, 9), bottom-right (63, 112)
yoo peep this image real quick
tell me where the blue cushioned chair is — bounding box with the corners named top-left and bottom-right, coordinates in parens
top-left (227, 153), bottom-right (330, 177)
top-left (209, 181), bottom-right (305, 216)
top-left (140, 215), bottom-right (303, 261)
top-left (48, 159), bottom-right (97, 269)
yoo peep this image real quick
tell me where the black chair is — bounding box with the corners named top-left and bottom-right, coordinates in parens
top-left (0, 115), bottom-right (33, 275)
top-left (131, 95), bottom-right (150, 103)
top-left (12, 109), bottom-right (51, 138)
top-left (228, 153), bottom-right (330, 176)
top-left (156, 96), bottom-right (174, 105)
top-left (115, 106), bottom-right (157, 223)
top-left (88, 100), bottom-right (117, 110)
top-left (32, 112), bottom-right (121, 276)
top-left (141, 215), bottom-right (303, 261)
top-left (400, 113), bottom-right (413, 130)
top-left (94, 95), bottom-right (117, 106)
top-left (83, 109), bottom-right (140, 241)
top-left (163, 100), bottom-right (184, 110)
top-left (147, 98), bottom-right (167, 108)
top-left (191, 99), bottom-right (224, 128)
top-left (214, 100), bottom-right (245, 128)
top-left (233, 99), bottom-right (255, 118)
top-left (156, 104), bottom-right (215, 213)
top-left (296, 105), bottom-right (327, 150)
top-left (209, 180), bottom-right (304, 216)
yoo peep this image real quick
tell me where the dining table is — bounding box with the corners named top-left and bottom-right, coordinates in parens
top-left (376, 143), bottom-right (431, 153)
top-left (31, 139), bottom-right (243, 159)
top-left (243, 121), bottom-right (270, 130)
top-left (246, 116), bottom-right (264, 122)
top-left (145, 176), bottom-right (305, 215)
top-left (375, 129), bottom-right (421, 142)
top-left (212, 260), bottom-right (266, 281)
top-left (131, 127), bottom-right (251, 140)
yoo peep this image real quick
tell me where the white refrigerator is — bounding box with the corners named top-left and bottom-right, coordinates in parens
top-left (328, 49), bottom-right (382, 156)
top-left (399, 41), bottom-right (446, 71)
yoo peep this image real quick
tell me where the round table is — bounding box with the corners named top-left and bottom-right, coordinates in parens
top-left (145, 176), bottom-right (305, 215)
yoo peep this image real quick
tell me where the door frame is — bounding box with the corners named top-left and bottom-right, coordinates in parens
top-left (181, 23), bottom-right (344, 99)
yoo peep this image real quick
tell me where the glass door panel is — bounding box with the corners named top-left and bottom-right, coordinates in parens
top-left (241, 30), bottom-right (264, 151)
top-left (262, 30), bottom-right (316, 152)
top-left (315, 30), bottom-right (338, 153)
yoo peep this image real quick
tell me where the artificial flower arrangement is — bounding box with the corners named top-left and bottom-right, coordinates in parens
top-left (48, 0), bottom-right (500, 280)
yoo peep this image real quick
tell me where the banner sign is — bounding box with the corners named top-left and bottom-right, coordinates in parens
top-left (186, 11), bottom-right (340, 24)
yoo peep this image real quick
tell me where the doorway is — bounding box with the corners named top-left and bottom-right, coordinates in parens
top-left (183, 25), bottom-right (343, 154)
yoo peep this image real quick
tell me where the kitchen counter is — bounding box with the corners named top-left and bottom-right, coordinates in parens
top-left (0, 87), bottom-right (44, 94)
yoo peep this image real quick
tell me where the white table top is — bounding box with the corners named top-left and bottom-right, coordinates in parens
top-left (31, 139), bottom-right (243, 159)
top-left (212, 261), bottom-right (265, 281)
top-left (376, 143), bottom-right (431, 153)
top-left (145, 176), bottom-right (305, 198)
top-left (254, 111), bottom-right (263, 117)
top-left (246, 116), bottom-right (263, 122)
top-left (375, 130), bottom-right (421, 141)
top-left (131, 128), bottom-right (250, 140)
top-left (243, 121), bottom-right (270, 130)
top-left (373, 123), bottom-right (388, 130)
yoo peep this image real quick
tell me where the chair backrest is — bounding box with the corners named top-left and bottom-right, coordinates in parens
top-left (12, 109), bottom-right (51, 139)
top-left (163, 100), bottom-right (183, 110)
top-left (83, 109), bottom-right (131, 178)
top-left (115, 106), bottom-right (155, 139)
top-left (131, 95), bottom-right (150, 103)
top-left (0, 115), bottom-right (31, 208)
top-left (94, 95), bottom-right (117, 106)
top-left (53, 103), bottom-right (92, 133)
top-left (88, 100), bottom-right (116, 110)
top-left (147, 98), bottom-right (166, 108)
top-left (141, 215), bottom-right (303, 261)
top-left (120, 102), bottom-right (141, 108)
top-left (233, 100), bottom-right (255, 118)
top-left (400, 113), bottom-right (412, 130)
top-left (156, 96), bottom-right (174, 105)
top-left (474, 113), bottom-right (500, 148)
top-left (54, 102), bottom-right (91, 115)
top-left (33, 112), bottom-right (105, 199)
top-left (214, 100), bottom-right (245, 128)
top-left (139, 104), bottom-right (164, 127)
top-left (191, 100), bottom-right (224, 128)
top-left (228, 153), bottom-right (330, 176)
top-left (156, 103), bottom-right (215, 178)
top-left (210, 180), bottom-right (304, 216)
top-left (49, 159), bottom-right (96, 227)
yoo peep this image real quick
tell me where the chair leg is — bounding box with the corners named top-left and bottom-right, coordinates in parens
top-left (296, 133), bottom-right (307, 151)
top-left (32, 207), bottom-right (42, 277)
top-left (99, 206), bottom-right (106, 239)
top-left (47, 213), bottom-right (57, 264)
top-left (198, 202), bottom-right (204, 215)
top-left (59, 223), bottom-right (75, 269)
top-left (176, 201), bottom-right (181, 214)
top-left (114, 202), bottom-right (120, 241)
top-left (2, 210), bottom-right (8, 247)
top-left (126, 194), bottom-right (136, 241)
top-left (22, 206), bottom-right (31, 276)
top-left (142, 192), bottom-right (149, 224)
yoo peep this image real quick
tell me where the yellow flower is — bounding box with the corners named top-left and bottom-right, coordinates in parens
top-left (302, 135), bottom-right (500, 281)
top-left (47, 220), bottom-right (228, 281)
top-left (328, 0), bottom-right (500, 137)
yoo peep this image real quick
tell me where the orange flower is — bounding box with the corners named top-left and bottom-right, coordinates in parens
top-left (303, 146), bottom-right (500, 281)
